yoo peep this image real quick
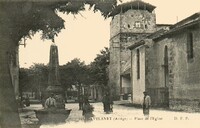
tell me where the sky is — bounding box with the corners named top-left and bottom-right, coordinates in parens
top-left (19, 0), bottom-right (200, 68)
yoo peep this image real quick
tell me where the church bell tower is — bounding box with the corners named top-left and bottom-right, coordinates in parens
top-left (109, 0), bottom-right (156, 99)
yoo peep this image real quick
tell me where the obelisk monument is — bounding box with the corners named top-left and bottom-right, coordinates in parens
top-left (35, 43), bottom-right (71, 124)
top-left (46, 43), bottom-right (65, 109)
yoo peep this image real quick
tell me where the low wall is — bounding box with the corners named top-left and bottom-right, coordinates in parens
top-left (147, 87), bottom-right (169, 107)
top-left (169, 99), bottom-right (200, 112)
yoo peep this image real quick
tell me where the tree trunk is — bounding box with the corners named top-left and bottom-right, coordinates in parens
top-left (0, 6), bottom-right (21, 128)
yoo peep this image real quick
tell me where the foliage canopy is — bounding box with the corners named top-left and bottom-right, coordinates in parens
top-left (2, 0), bottom-right (117, 43)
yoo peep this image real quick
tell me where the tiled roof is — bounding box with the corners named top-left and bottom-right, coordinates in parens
top-left (110, 0), bottom-right (156, 16)
top-left (154, 12), bottom-right (200, 41)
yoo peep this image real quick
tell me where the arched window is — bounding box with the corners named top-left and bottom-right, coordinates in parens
top-left (187, 32), bottom-right (194, 61)
top-left (136, 49), bottom-right (140, 79)
top-left (164, 46), bottom-right (169, 87)
top-left (164, 46), bottom-right (168, 65)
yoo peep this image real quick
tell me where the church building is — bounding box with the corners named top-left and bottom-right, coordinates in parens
top-left (109, 0), bottom-right (169, 100)
top-left (129, 12), bottom-right (200, 111)
top-left (109, 0), bottom-right (200, 111)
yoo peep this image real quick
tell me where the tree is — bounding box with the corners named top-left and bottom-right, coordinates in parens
top-left (28, 64), bottom-right (49, 99)
top-left (19, 64), bottom-right (49, 100)
top-left (60, 58), bottom-right (90, 94)
top-left (0, 1), bottom-right (117, 127)
top-left (19, 68), bottom-right (29, 100)
top-left (89, 47), bottom-right (110, 95)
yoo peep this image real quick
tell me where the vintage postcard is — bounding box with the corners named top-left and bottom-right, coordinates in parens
top-left (0, 0), bottom-right (200, 128)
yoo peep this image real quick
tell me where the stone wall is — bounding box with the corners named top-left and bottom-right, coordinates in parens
top-left (109, 9), bottom-right (156, 100)
top-left (147, 87), bottom-right (169, 107)
top-left (153, 25), bottom-right (200, 111)
top-left (131, 46), bottom-right (146, 104)
top-left (110, 15), bottom-right (121, 39)
top-left (168, 27), bottom-right (200, 111)
top-left (147, 38), bottom-right (172, 89)
top-left (110, 9), bottom-right (156, 39)
top-left (120, 10), bottom-right (156, 34)
top-left (109, 41), bottom-right (121, 99)
top-left (145, 38), bottom-right (172, 106)
top-left (170, 99), bottom-right (200, 112)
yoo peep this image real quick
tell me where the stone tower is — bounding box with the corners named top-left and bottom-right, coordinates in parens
top-left (109, 0), bottom-right (156, 99)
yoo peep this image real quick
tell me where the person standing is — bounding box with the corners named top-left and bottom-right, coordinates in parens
top-left (102, 93), bottom-right (113, 113)
top-left (25, 95), bottom-right (30, 107)
top-left (45, 93), bottom-right (56, 109)
top-left (102, 94), bottom-right (106, 112)
top-left (82, 97), bottom-right (94, 121)
top-left (78, 94), bottom-right (84, 110)
top-left (109, 95), bottom-right (114, 113)
top-left (143, 91), bottom-right (151, 117)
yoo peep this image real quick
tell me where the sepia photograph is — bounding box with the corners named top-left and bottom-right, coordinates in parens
top-left (0, 0), bottom-right (200, 128)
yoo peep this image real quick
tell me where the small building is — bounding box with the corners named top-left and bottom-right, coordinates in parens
top-left (89, 84), bottom-right (103, 101)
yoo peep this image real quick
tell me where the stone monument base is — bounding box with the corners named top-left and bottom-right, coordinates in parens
top-left (34, 108), bottom-right (71, 125)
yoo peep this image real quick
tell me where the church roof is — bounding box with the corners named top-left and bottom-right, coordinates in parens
top-left (154, 12), bottom-right (200, 41)
top-left (170, 12), bottom-right (200, 30)
top-left (127, 40), bottom-right (145, 50)
top-left (110, 0), bottom-right (156, 16)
